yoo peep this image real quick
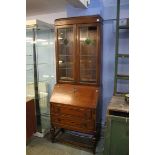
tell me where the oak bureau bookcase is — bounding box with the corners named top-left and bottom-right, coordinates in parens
top-left (50, 15), bottom-right (103, 153)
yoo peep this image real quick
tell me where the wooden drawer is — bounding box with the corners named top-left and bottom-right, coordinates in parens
top-left (52, 103), bottom-right (92, 120)
top-left (52, 114), bottom-right (94, 130)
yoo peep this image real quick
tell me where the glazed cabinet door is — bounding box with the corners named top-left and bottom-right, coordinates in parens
top-left (77, 24), bottom-right (100, 85)
top-left (56, 25), bottom-right (76, 83)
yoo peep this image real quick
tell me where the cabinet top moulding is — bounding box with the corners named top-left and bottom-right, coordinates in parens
top-left (54, 15), bottom-right (103, 26)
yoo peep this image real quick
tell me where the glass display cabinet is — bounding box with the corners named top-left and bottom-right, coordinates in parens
top-left (55, 16), bottom-right (102, 86)
top-left (26, 20), bottom-right (56, 136)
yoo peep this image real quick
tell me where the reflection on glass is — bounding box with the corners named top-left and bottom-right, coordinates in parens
top-left (58, 27), bottom-right (74, 81)
top-left (79, 26), bottom-right (97, 82)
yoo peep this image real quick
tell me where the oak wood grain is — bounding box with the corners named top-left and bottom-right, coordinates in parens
top-left (50, 84), bottom-right (99, 108)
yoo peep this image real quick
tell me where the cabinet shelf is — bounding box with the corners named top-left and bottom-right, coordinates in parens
top-left (80, 78), bottom-right (96, 82)
top-left (60, 77), bottom-right (73, 80)
top-left (59, 54), bottom-right (73, 56)
top-left (59, 68), bottom-right (72, 70)
top-left (26, 63), bottom-right (49, 66)
top-left (26, 68), bottom-right (33, 71)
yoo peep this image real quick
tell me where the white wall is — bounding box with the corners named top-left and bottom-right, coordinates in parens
top-left (26, 11), bottom-right (67, 24)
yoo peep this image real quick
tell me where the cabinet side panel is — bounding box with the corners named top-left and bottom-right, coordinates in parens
top-left (26, 99), bottom-right (36, 140)
top-left (103, 116), bottom-right (129, 155)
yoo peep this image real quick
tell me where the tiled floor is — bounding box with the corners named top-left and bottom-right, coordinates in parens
top-left (26, 134), bottom-right (104, 155)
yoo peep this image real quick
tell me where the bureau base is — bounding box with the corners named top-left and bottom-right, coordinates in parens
top-left (50, 127), bottom-right (98, 154)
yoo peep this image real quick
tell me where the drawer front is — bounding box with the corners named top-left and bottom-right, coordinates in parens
top-left (52, 114), bottom-right (94, 131)
top-left (52, 103), bottom-right (92, 120)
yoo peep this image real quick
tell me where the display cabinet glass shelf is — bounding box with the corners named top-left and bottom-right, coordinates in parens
top-left (26, 20), bottom-right (56, 136)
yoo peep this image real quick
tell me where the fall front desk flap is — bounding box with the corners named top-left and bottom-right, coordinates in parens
top-left (50, 84), bottom-right (99, 108)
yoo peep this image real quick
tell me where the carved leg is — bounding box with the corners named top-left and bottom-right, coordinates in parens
top-left (50, 125), bottom-right (55, 143)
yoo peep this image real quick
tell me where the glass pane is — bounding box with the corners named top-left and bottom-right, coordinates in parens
top-left (58, 27), bottom-right (74, 81)
top-left (26, 26), bottom-right (56, 134)
top-left (79, 26), bottom-right (97, 82)
top-left (36, 29), bottom-right (56, 115)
